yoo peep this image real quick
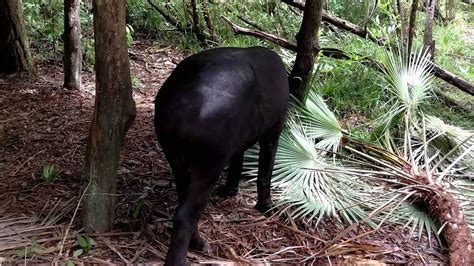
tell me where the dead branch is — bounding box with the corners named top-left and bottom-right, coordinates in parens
top-left (221, 16), bottom-right (297, 51)
top-left (280, 0), bottom-right (474, 95)
top-left (221, 17), bottom-right (382, 72)
top-left (147, 0), bottom-right (185, 32)
top-left (281, 0), bottom-right (384, 45)
top-left (237, 15), bottom-right (265, 32)
top-left (148, 0), bottom-right (207, 44)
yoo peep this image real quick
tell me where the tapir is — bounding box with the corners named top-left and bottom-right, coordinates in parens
top-left (154, 46), bottom-right (289, 265)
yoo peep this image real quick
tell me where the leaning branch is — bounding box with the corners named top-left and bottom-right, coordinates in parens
top-left (281, 0), bottom-right (474, 95)
top-left (221, 17), bottom-right (382, 72)
top-left (147, 0), bottom-right (185, 32)
top-left (281, 0), bottom-right (384, 45)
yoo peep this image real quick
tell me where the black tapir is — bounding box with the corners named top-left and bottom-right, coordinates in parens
top-left (154, 46), bottom-right (289, 265)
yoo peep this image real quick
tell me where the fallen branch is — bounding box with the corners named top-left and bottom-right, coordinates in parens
top-left (280, 0), bottom-right (474, 95)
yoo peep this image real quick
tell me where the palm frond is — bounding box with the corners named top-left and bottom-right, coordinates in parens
top-left (291, 90), bottom-right (343, 153)
top-left (378, 46), bottom-right (435, 130)
top-left (270, 126), bottom-right (372, 225)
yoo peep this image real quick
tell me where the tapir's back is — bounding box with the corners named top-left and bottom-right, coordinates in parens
top-left (154, 47), bottom-right (288, 160)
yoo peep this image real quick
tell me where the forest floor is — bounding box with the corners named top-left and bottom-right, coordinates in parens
top-left (0, 42), bottom-right (447, 264)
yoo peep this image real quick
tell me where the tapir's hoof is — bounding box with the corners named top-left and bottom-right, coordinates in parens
top-left (189, 237), bottom-right (212, 254)
top-left (216, 185), bottom-right (238, 198)
top-left (254, 201), bottom-right (274, 215)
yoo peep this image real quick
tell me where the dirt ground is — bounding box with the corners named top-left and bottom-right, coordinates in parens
top-left (0, 42), bottom-right (447, 264)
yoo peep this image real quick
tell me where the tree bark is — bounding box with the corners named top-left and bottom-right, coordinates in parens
top-left (288, 0), bottom-right (324, 101)
top-left (407, 0), bottom-right (419, 55)
top-left (423, 0), bottom-right (436, 59)
top-left (396, 0), bottom-right (409, 46)
top-left (83, 0), bottom-right (136, 233)
top-left (0, 0), bottom-right (32, 73)
top-left (446, 0), bottom-right (455, 20)
top-left (63, 0), bottom-right (82, 90)
top-left (190, 0), bottom-right (205, 43)
top-left (202, 0), bottom-right (216, 41)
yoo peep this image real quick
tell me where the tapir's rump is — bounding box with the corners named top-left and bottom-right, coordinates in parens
top-left (154, 46), bottom-right (289, 265)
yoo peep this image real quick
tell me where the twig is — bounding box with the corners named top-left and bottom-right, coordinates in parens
top-left (11, 150), bottom-right (45, 176)
top-left (101, 237), bottom-right (130, 264)
top-left (58, 181), bottom-right (90, 257)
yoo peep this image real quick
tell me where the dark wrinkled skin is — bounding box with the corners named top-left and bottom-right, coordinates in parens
top-left (154, 47), bottom-right (289, 265)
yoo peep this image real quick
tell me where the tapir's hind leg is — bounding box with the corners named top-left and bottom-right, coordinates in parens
top-left (164, 163), bottom-right (224, 266)
top-left (163, 152), bottom-right (213, 253)
top-left (255, 126), bottom-right (283, 213)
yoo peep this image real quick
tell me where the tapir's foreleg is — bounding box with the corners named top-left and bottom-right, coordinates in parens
top-left (217, 152), bottom-right (244, 197)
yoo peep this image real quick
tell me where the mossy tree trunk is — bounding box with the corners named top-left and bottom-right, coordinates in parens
top-left (63, 0), bottom-right (82, 90)
top-left (0, 0), bottom-right (32, 73)
top-left (83, 0), bottom-right (136, 233)
top-left (288, 0), bottom-right (324, 102)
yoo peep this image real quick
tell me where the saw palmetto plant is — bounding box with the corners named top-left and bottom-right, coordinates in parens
top-left (244, 46), bottom-right (473, 264)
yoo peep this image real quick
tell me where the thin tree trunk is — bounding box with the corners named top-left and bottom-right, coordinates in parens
top-left (397, 0), bottom-right (409, 46)
top-left (288, 0), bottom-right (324, 101)
top-left (407, 0), bottom-right (419, 55)
top-left (202, 0), bottom-right (215, 41)
top-left (446, 0), bottom-right (455, 20)
top-left (190, 0), bottom-right (205, 43)
top-left (83, 0), bottom-right (136, 233)
top-left (0, 0), bottom-right (32, 73)
top-left (63, 0), bottom-right (82, 90)
top-left (423, 0), bottom-right (436, 59)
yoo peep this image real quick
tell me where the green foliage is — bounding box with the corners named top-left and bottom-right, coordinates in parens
top-left (434, 18), bottom-right (474, 82)
top-left (245, 46), bottom-right (473, 241)
top-left (41, 164), bottom-right (60, 182)
top-left (317, 58), bottom-right (385, 119)
top-left (23, 0), bottom-right (95, 66)
top-left (327, 0), bottom-right (370, 25)
top-left (132, 199), bottom-right (145, 219)
top-left (126, 24), bottom-right (135, 46)
top-left (75, 235), bottom-right (96, 255)
top-left (15, 239), bottom-right (44, 258)
top-left (23, 0), bottom-right (64, 61)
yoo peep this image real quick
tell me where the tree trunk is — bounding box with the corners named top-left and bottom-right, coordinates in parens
top-left (0, 0), bottom-right (32, 73)
top-left (288, 0), bottom-right (324, 101)
top-left (202, 0), bottom-right (215, 41)
top-left (407, 0), bottom-right (419, 55)
top-left (63, 0), bottom-right (82, 90)
top-left (446, 0), bottom-right (455, 20)
top-left (190, 0), bottom-right (205, 43)
top-left (396, 0), bottom-right (409, 46)
top-left (423, 0), bottom-right (436, 59)
top-left (83, 0), bottom-right (136, 233)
